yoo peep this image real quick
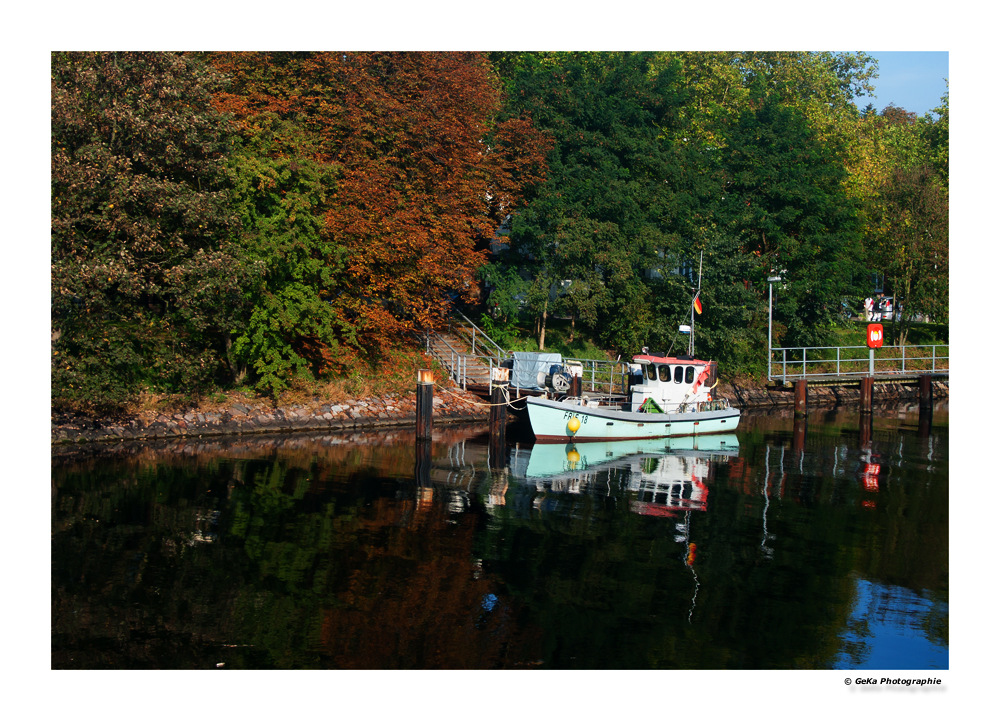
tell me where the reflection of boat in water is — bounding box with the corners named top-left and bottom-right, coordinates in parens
top-left (509, 434), bottom-right (739, 517)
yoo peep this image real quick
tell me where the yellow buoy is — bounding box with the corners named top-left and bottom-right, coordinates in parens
top-left (567, 416), bottom-right (581, 434)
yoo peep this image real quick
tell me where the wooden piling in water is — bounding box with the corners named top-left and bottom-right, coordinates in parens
top-left (860, 377), bottom-right (873, 413)
top-left (489, 367), bottom-right (509, 437)
top-left (416, 369), bottom-right (434, 441)
top-left (794, 379), bottom-right (807, 417)
top-left (919, 374), bottom-right (933, 410)
top-left (489, 367), bottom-right (509, 468)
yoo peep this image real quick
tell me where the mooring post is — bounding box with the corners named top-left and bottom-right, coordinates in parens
top-left (489, 367), bottom-right (509, 438)
top-left (860, 377), bottom-right (873, 414)
top-left (919, 374), bottom-right (933, 411)
top-left (489, 366), bottom-right (509, 469)
top-left (416, 369), bottom-right (434, 441)
top-left (794, 379), bottom-right (807, 417)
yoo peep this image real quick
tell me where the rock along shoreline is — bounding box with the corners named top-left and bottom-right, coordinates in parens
top-left (51, 379), bottom-right (948, 446)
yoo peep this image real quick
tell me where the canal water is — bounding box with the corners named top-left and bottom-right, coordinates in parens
top-left (51, 402), bottom-right (948, 670)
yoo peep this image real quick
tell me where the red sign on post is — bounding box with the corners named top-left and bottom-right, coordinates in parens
top-left (867, 323), bottom-right (884, 349)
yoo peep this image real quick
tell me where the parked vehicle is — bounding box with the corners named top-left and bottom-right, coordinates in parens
top-left (878, 297), bottom-right (893, 321)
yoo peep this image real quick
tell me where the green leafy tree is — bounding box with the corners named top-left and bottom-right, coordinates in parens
top-left (719, 81), bottom-right (864, 348)
top-left (870, 164), bottom-right (949, 341)
top-left (846, 97), bottom-right (949, 340)
top-left (652, 51), bottom-right (876, 150)
top-left (225, 116), bottom-right (352, 396)
top-left (51, 51), bottom-right (252, 411)
top-left (493, 52), bottom-right (692, 353)
top-left (920, 87), bottom-right (949, 188)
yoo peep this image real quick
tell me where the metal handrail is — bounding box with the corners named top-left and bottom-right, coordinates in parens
top-left (424, 329), bottom-right (499, 390)
top-left (424, 331), bottom-right (470, 389)
top-left (768, 344), bottom-right (949, 383)
top-left (451, 309), bottom-right (510, 361)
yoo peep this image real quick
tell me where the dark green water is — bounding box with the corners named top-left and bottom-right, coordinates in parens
top-left (51, 402), bottom-right (948, 670)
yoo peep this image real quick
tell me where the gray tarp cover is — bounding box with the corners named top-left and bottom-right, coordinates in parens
top-left (511, 352), bottom-right (563, 390)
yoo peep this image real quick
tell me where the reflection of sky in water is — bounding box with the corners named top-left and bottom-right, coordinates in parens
top-left (833, 578), bottom-right (948, 670)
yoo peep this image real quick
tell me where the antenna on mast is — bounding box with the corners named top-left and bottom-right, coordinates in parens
top-left (689, 251), bottom-right (703, 357)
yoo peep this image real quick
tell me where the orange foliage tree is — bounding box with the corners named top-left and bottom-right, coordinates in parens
top-left (212, 52), bottom-right (549, 369)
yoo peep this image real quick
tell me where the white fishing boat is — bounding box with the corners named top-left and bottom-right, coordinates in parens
top-left (526, 353), bottom-right (739, 441)
top-left (526, 253), bottom-right (740, 442)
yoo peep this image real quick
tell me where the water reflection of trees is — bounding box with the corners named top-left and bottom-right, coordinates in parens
top-left (53, 426), bottom-right (546, 669)
top-left (52, 411), bottom-right (947, 669)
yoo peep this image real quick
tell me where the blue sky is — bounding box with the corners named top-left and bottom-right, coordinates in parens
top-left (855, 51), bottom-right (949, 116)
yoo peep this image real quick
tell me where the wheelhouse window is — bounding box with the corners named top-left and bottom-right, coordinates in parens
top-left (673, 366), bottom-right (684, 384)
top-left (658, 364), bottom-right (671, 382)
top-left (685, 366), bottom-right (695, 384)
top-left (646, 364), bottom-right (657, 381)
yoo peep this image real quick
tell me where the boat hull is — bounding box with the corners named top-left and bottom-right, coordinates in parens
top-left (526, 396), bottom-right (740, 442)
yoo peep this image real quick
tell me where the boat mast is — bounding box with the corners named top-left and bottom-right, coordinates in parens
top-left (689, 251), bottom-right (703, 356)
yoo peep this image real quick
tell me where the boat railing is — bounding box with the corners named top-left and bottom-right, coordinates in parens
top-left (563, 357), bottom-right (631, 397)
top-left (694, 399), bottom-right (731, 412)
top-left (768, 344), bottom-right (949, 383)
top-left (565, 393), bottom-right (628, 408)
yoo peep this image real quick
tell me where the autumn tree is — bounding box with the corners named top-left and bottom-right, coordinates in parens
top-left (211, 52), bottom-right (548, 390)
top-left (51, 51), bottom-right (255, 411)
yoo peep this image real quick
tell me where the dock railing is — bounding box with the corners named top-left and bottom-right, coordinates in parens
top-left (768, 344), bottom-right (949, 383)
top-left (439, 311), bottom-right (632, 397)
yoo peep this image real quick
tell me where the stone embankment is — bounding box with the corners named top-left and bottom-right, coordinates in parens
top-left (51, 379), bottom-right (948, 446)
top-left (51, 387), bottom-right (491, 446)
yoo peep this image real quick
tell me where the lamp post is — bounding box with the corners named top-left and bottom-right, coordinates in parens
top-left (767, 275), bottom-right (782, 382)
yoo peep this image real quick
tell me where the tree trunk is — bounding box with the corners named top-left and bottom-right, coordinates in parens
top-left (225, 336), bottom-right (247, 385)
top-left (538, 298), bottom-right (548, 351)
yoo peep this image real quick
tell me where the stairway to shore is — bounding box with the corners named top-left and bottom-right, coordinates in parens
top-left (422, 321), bottom-right (501, 392)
